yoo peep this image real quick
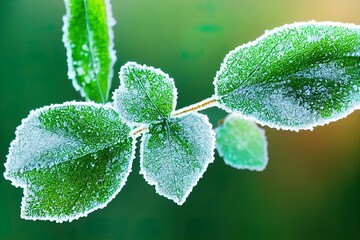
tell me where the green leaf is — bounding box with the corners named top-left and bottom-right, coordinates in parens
top-left (113, 62), bottom-right (177, 124)
top-left (214, 21), bottom-right (360, 130)
top-left (4, 102), bottom-right (135, 222)
top-left (216, 114), bottom-right (268, 171)
top-left (63, 0), bottom-right (116, 103)
top-left (140, 113), bottom-right (215, 205)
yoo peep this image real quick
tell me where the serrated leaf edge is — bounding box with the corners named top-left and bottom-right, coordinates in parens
top-left (4, 101), bottom-right (136, 223)
top-left (113, 61), bottom-right (178, 126)
top-left (4, 101), bottom-right (117, 177)
top-left (213, 21), bottom-right (360, 131)
top-left (139, 113), bottom-right (216, 205)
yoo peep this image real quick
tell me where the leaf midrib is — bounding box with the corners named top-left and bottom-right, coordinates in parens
top-left (83, 0), bottom-right (106, 103)
top-left (14, 122), bottom-right (125, 173)
top-left (66, 142), bottom-right (124, 213)
top-left (133, 73), bottom-right (165, 119)
top-left (220, 54), bottom-right (360, 98)
top-left (14, 141), bottom-right (123, 175)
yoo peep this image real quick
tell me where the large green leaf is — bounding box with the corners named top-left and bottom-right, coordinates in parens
top-left (214, 22), bottom-right (360, 130)
top-left (63, 0), bottom-right (116, 103)
top-left (114, 62), bottom-right (177, 124)
top-left (4, 103), bottom-right (135, 222)
top-left (216, 114), bottom-right (268, 171)
top-left (140, 113), bottom-right (215, 205)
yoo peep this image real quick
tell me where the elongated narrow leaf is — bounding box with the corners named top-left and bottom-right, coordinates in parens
top-left (140, 113), bottom-right (215, 205)
top-left (4, 103), bottom-right (135, 222)
top-left (113, 62), bottom-right (177, 124)
top-left (216, 114), bottom-right (268, 171)
top-left (63, 0), bottom-right (116, 103)
top-left (214, 22), bottom-right (360, 130)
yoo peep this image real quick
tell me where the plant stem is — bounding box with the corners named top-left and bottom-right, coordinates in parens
top-left (172, 97), bottom-right (217, 117)
top-left (131, 97), bottom-right (217, 137)
top-left (133, 126), bottom-right (148, 136)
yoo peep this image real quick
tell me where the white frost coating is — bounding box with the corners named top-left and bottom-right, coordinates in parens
top-left (113, 61), bottom-right (178, 125)
top-left (214, 21), bottom-right (360, 131)
top-left (104, 0), bottom-right (117, 93)
top-left (139, 113), bottom-right (215, 205)
top-left (4, 101), bottom-right (120, 175)
top-left (216, 114), bottom-right (268, 171)
top-left (4, 101), bottom-right (136, 223)
top-left (214, 99), bottom-right (360, 132)
top-left (62, 0), bottom-right (116, 101)
top-left (18, 137), bottom-right (136, 223)
top-left (5, 117), bottom-right (81, 173)
top-left (62, 0), bottom-right (86, 98)
top-left (4, 101), bottom-right (99, 175)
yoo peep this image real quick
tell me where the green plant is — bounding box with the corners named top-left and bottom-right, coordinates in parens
top-left (3, 0), bottom-right (360, 223)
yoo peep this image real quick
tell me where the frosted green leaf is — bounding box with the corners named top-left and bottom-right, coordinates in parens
top-left (63, 0), bottom-right (116, 103)
top-left (113, 62), bottom-right (177, 124)
top-left (4, 102), bottom-right (135, 222)
top-left (216, 114), bottom-right (268, 171)
top-left (214, 21), bottom-right (360, 130)
top-left (140, 113), bottom-right (215, 205)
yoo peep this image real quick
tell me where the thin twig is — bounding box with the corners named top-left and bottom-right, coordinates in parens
top-left (131, 97), bottom-right (217, 137)
top-left (172, 97), bottom-right (217, 117)
top-left (133, 127), bottom-right (148, 136)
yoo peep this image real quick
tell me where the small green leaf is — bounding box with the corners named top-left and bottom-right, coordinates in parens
top-left (140, 113), bottom-right (215, 205)
top-left (63, 0), bottom-right (116, 103)
top-left (113, 62), bottom-right (177, 124)
top-left (4, 102), bottom-right (135, 222)
top-left (216, 114), bottom-right (268, 171)
top-left (214, 21), bottom-right (360, 130)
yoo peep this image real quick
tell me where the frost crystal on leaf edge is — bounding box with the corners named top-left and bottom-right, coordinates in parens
top-left (4, 101), bottom-right (137, 223)
top-left (213, 21), bottom-right (360, 131)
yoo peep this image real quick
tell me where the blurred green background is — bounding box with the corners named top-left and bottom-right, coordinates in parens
top-left (0, 0), bottom-right (359, 239)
